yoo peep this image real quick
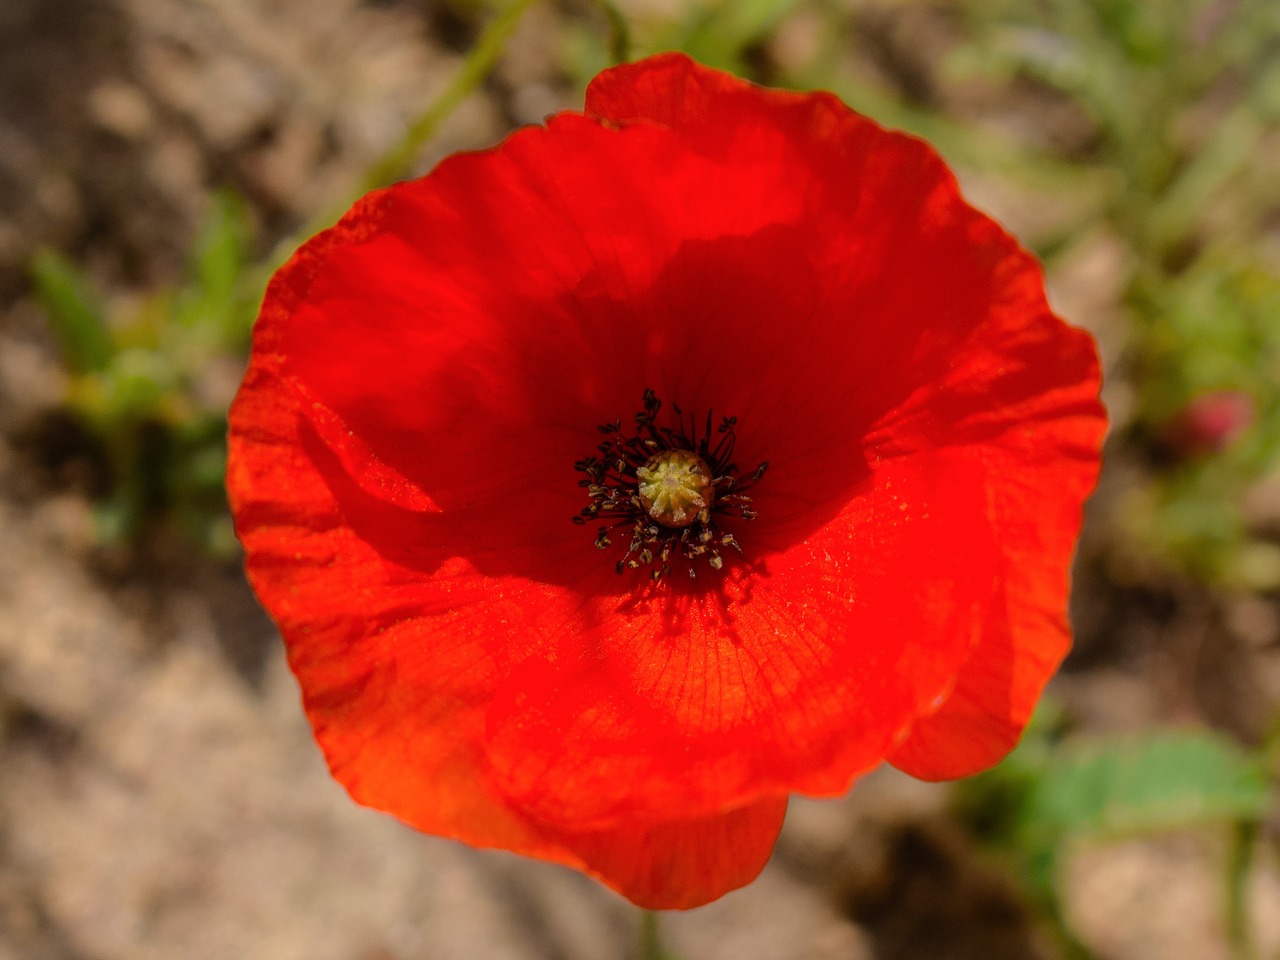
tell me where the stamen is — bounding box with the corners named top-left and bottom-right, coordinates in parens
top-left (573, 391), bottom-right (768, 581)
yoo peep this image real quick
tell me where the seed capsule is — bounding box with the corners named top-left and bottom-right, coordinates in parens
top-left (636, 449), bottom-right (715, 528)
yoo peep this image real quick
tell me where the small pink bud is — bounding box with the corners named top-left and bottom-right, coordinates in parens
top-left (1163, 390), bottom-right (1255, 459)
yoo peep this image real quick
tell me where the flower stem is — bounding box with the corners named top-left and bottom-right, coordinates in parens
top-left (259, 0), bottom-right (536, 277)
top-left (360, 0), bottom-right (538, 192)
top-left (638, 910), bottom-right (679, 960)
top-left (1226, 819), bottom-right (1259, 960)
top-left (591, 0), bottom-right (632, 64)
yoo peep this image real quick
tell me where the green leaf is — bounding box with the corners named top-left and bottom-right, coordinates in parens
top-left (190, 189), bottom-right (250, 312)
top-left (1148, 104), bottom-right (1263, 253)
top-left (1021, 731), bottom-right (1272, 840)
top-left (176, 189), bottom-right (258, 347)
top-left (30, 249), bottom-right (114, 374)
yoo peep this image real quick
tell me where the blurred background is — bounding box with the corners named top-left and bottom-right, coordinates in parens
top-left (1, 0), bottom-right (1279, 957)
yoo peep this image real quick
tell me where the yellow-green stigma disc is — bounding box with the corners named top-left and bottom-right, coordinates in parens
top-left (636, 449), bottom-right (715, 528)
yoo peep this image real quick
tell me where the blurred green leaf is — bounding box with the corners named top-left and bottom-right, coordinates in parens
top-left (192, 190), bottom-right (250, 310)
top-left (960, 720), bottom-right (1274, 955)
top-left (174, 190), bottom-right (258, 350)
top-left (30, 249), bottom-right (114, 375)
top-left (1022, 731), bottom-right (1272, 840)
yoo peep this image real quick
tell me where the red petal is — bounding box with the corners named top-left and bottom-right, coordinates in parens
top-left (546, 797), bottom-right (786, 910)
top-left (887, 341), bottom-right (1105, 778)
top-left (229, 228), bottom-right (571, 868)
top-left (587, 51), bottom-right (867, 157)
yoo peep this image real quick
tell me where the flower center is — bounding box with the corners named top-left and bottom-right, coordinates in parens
top-left (572, 390), bottom-right (767, 581)
top-left (637, 450), bottom-right (714, 528)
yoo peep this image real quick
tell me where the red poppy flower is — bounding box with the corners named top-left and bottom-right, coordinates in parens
top-left (227, 53), bottom-right (1105, 909)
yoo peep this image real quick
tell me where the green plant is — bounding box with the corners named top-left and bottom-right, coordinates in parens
top-left (957, 709), bottom-right (1274, 959)
top-left (31, 190), bottom-right (258, 555)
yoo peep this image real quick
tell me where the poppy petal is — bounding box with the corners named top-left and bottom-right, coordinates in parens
top-left (546, 797), bottom-right (787, 910)
top-left (229, 258), bottom-right (570, 867)
top-left (887, 360), bottom-right (1104, 777)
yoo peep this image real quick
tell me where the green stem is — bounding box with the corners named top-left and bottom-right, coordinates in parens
top-left (592, 0), bottom-right (632, 64)
top-left (256, 0), bottom-right (537, 281)
top-left (361, 0), bottom-right (538, 193)
top-left (1226, 820), bottom-right (1259, 960)
top-left (639, 910), bottom-right (679, 960)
